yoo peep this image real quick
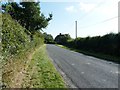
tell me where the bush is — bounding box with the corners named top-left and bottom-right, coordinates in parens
top-left (2, 14), bottom-right (30, 56)
top-left (70, 33), bottom-right (119, 57)
top-left (56, 33), bottom-right (120, 58)
top-left (2, 14), bottom-right (44, 60)
top-left (55, 33), bottom-right (71, 45)
top-left (43, 33), bottom-right (55, 44)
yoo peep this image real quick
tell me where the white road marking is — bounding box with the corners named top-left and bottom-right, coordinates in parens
top-left (86, 63), bottom-right (90, 65)
top-left (110, 71), bottom-right (119, 74)
top-left (103, 79), bottom-right (106, 82)
top-left (110, 71), bottom-right (113, 73)
top-left (81, 72), bottom-right (84, 74)
top-left (72, 63), bottom-right (75, 65)
top-left (115, 71), bottom-right (119, 74)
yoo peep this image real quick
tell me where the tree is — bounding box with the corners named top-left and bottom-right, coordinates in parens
top-left (2, 2), bottom-right (52, 36)
top-left (55, 33), bottom-right (71, 45)
top-left (43, 33), bottom-right (54, 44)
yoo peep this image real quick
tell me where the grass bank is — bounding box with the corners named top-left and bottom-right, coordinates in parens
top-left (56, 44), bottom-right (120, 64)
top-left (21, 45), bottom-right (66, 88)
top-left (2, 44), bottom-right (40, 88)
top-left (3, 45), bottom-right (66, 88)
top-left (2, 13), bottom-right (65, 88)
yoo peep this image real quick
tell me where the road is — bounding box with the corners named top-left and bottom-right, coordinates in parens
top-left (46, 44), bottom-right (119, 88)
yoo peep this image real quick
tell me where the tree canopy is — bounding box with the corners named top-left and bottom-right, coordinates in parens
top-left (2, 2), bottom-right (52, 34)
top-left (55, 33), bottom-right (71, 45)
top-left (43, 33), bottom-right (55, 44)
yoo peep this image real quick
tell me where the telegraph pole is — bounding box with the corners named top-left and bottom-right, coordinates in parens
top-left (118, 1), bottom-right (120, 33)
top-left (75, 21), bottom-right (77, 39)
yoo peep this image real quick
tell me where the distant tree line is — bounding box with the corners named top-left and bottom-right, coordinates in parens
top-left (55, 33), bottom-right (71, 45)
top-left (43, 33), bottom-right (55, 44)
top-left (55, 33), bottom-right (120, 58)
top-left (75, 33), bottom-right (120, 57)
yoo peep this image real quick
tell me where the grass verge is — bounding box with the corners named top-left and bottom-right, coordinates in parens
top-left (56, 44), bottom-right (120, 64)
top-left (22, 44), bottom-right (66, 88)
top-left (2, 44), bottom-right (66, 88)
top-left (2, 45), bottom-right (40, 88)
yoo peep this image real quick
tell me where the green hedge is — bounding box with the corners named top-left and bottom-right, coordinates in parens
top-left (2, 14), bottom-right (44, 60)
top-left (75, 33), bottom-right (120, 57)
top-left (58, 33), bottom-right (120, 63)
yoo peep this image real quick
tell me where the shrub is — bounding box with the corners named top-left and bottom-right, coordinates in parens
top-left (2, 14), bottom-right (44, 60)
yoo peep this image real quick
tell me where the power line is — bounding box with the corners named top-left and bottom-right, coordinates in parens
top-left (79, 16), bottom-right (119, 29)
top-left (78, 1), bottom-right (105, 21)
top-left (75, 21), bottom-right (77, 39)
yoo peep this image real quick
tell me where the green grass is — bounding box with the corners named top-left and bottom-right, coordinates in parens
top-left (2, 45), bottom-right (38, 88)
top-left (56, 44), bottom-right (120, 64)
top-left (2, 14), bottom-right (65, 88)
top-left (22, 45), bottom-right (66, 88)
top-left (2, 45), bottom-right (66, 88)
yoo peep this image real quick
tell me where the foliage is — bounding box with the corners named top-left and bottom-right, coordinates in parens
top-left (2, 2), bottom-right (52, 34)
top-left (55, 33), bottom-right (71, 45)
top-left (75, 33), bottom-right (120, 57)
top-left (22, 45), bottom-right (66, 88)
top-left (43, 33), bottom-right (55, 44)
top-left (2, 2), bottom-right (62, 88)
top-left (2, 14), bottom-right (30, 56)
top-left (55, 33), bottom-right (120, 62)
top-left (2, 14), bottom-right (44, 60)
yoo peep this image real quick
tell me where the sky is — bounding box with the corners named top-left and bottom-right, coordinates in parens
top-left (40, 0), bottom-right (120, 38)
top-left (2, 0), bottom-right (120, 38)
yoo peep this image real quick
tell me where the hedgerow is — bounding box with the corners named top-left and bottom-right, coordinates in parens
top-left (2, 14), bottom-right (44, 61)
top-left (55, 33), bottom-right (120, 63)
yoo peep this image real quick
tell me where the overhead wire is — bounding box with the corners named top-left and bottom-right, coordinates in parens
top-left (77, 0), bottom-right (119, 29)
top-left (77, 0), bottom-right (106, 21)
top-left (79, 16), bottom-right (119, 29)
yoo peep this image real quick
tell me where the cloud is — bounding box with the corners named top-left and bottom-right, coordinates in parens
top-left (78, 0), bottom-right (119, 17)
top-left (79, 2), bottom-right (96, 13)
top-left (65, 2), bottom-right (96, 13)
top-left (65, 0), bottom-right (119, 18)
top-left (65, 6), bottom-right (77, 13)
top-left (94, 0), bottom-right (119, 18)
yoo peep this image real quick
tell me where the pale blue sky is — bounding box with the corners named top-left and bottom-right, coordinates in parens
top-left (40, 0), bottom-right (119, 38)
top-left (2, 0), bottom-right (119, 38)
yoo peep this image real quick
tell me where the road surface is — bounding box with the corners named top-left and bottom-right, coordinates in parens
top-left (46, 44), bottom-right (119, 88)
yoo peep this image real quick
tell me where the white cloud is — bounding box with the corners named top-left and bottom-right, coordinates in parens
top-left (95, 0), bottom-right (118, 18)
top-left (65, 2), bottom-right (96, 13)
top-left (79, 2), bottom-right (96, 13)
top-left (65, 6), bottom-right (77, 13)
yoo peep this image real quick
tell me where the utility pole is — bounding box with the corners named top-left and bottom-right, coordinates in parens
top-left (118, 1), bottom-right (120, 33)
top-left (75, 21), bottom-right (77, 39)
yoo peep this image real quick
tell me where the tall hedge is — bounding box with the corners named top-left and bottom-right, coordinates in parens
top-left (56, 33), bottom-right (120, 58)
top-left (2, 14), bottom-right (44, 59)
top-left (75, 33), bottom-right (120, 57)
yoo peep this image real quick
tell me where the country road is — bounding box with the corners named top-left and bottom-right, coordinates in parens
top-left (46, 44), bottom-right (119, 88)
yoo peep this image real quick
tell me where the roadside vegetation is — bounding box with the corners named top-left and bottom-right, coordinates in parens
top-left (2, 1), bottom-right (119, 88)
top-left (55, 33), bottom-right (120, 64)
top-left (2, 2), bottom-right (65, 88)
top-left (22, 45), bottom-right (65, 88)
top-left (43, 32), bottom-right (55, 44)
top-left (2, 13), bottom-right (43, 87)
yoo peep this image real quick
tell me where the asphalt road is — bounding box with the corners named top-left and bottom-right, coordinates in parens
top-left (46, 44), bottom-right (119, 88)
